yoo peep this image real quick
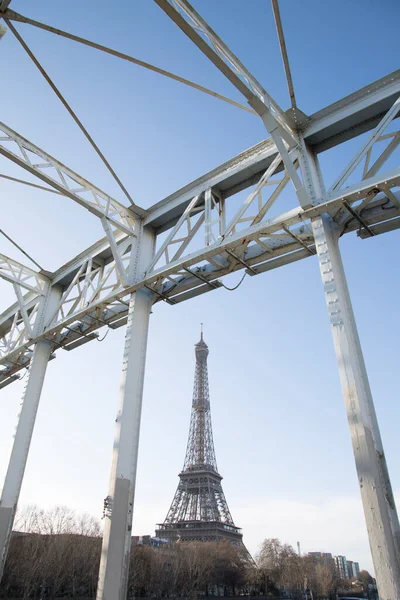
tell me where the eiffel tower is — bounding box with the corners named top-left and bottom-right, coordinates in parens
top-left (156, 329), bottom-right (244, 545)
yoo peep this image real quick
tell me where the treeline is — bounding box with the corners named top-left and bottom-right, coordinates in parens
top-left (0, 506), bottom-right (254, 599)
top-left (0, 506), bottom-right (374, 599)
top-left (129, 541), bottom-right (253, 597)
top-left (1, 506), bottom-right (101, 599)
top-left (257, 538), bottom-right (374, 599)
top-left (258, 538), bottom-right (337, 597)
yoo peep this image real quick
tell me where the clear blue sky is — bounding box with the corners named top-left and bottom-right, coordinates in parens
top-left (0, 0), bottom-right (399, 574)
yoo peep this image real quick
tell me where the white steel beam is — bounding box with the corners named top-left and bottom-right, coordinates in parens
top-left (329, 95), bottom-right (400, 192)
top-left (312, 214), bottom-right (400, 598)
top-left (101, 218), bottom-right (130, 287)
top-left (146, 71), bottom-right (400, 232)
top-left (0, 72), bottom-right (398, 383)
top-left (153, 0), bottom-right (297, 164)
top-left (304, 70), bottom-right (400, 152)
top-left (363, 131), bottom-right (400, 179)
top-left (0, 253), bottom-right (48, 294)
top-left (144, 137), bottom-right (279, 230)
top-left (153, 0), bottom-right (288, 121)
top-left (0, 284), bottom-right (62, 580)
top-left (0, 168), bottom-right (398, 379)
top-left (146, 193), bottom-right (203, 273)
top-left (143, 169), bottom-right (400, 284)
top-left (12, 283), bottom-right (33, 339)
top-left (152, 0), bottom-right (325, 210)
top-left (97, 228), bottom-right (155, 600)
top-left (5, 17), bottom-right (136, 208)
top-left (0, 9), bottom-right (398, 596)
top-left (96, 289), bottom-right (152, 600)
top-left (5, 9), bottom-right (256, 117)
top-left (0, 122), bottom-right (144, 232)
top-left (271, 0), bottom-right (297, 110)
top-left (223, 153), bottom-right (282, 237)
top-left (0, 341), bottom-right (51, 579)
top-left (297, 124), bottom-right (400, 598)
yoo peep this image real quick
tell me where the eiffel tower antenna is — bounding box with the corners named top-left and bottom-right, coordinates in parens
top-left (156, 332), bottom-right (246, 547)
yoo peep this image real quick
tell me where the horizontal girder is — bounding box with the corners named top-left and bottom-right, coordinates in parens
top-left (0, 174), bottom-right (398, 384)
top-left (146, 69), bottom-right (400, 231)
top-left (0, 122), bottom-right (145, 232)
top-left (0, 69), bottom-right (399, 386)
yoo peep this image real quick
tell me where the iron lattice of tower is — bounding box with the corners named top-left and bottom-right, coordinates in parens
top-left (156, 331), bottom-right (244, 546)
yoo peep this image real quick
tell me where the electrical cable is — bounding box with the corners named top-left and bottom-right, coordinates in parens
top-left (97, 329), bottom-right (110, 342)
top-left (221, 271), bottom-right (247, 291)
top-left (18, 368), bottom-right (28, 381)
top-left (298, 213), bottom-right (314, 237)
top-left (5, 18), bottom-right (137, 207)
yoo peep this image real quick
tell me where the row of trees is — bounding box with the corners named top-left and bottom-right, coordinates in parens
top-left (0, 506), bottom-right (252, 599)
top-left (129, 541), bottom-right (252, 598)
top-left (0, 506), bottom-right (374, 599)
top-left (257, 537), bottom-right (374, 599)
top-left (1, 507), bottom-right (102, 599)
top-left (257, 537), bottom-right (337, 597)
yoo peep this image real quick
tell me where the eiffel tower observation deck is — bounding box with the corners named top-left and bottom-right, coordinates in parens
top-left (156, 329), bottom-right (244, 545)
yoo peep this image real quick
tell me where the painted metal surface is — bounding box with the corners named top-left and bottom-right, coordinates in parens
top-left (0, 70), bottom-right (398, 383)
top-left (312, 215), bottom-right (400, 599)
top-left (0, 0), bottom-right (399, 597)
top-left (96, 290), bottom-right (153, 600)
top-left (296, 126), bottom-right (400, 597)
top-left (0, 285), bottom-right (62, 580)
top-left (96, 228), bottom-right (155, 600)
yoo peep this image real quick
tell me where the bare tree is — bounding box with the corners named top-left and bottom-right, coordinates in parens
top-left (314, 559), bottom-right (337, 597)
top-left (1, 505), bottom-right (102, 599)
top-left (257, 537), bottom-right (297, 590)
top-left (2, 508), bottom-right (265, 598)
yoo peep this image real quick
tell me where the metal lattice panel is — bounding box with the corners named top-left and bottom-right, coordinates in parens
top-left (183, 334), bottom-right (217, 472)
top-left (158, 334), bottom-right (240, 539)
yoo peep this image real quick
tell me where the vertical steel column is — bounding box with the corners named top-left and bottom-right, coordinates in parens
top-left (297, 140), bottom-right (400, 598)
top-left (312, 214), bottom-right (400, 598)
top-left (0, 285), bottom-right (61, 581)
top-left (97, 227), bottom-right (155, 600)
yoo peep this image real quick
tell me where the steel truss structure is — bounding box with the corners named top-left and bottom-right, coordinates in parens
top-left (156, 332), bottom-right (246, 550)
top-left (0, 1), bottom-right (399, 599)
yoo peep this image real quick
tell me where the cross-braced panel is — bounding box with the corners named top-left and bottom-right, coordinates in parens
top-left (183, 335), bottom-right (217, 472)
top-left (0, 3), bottom-right (398, 390)
top-left (159, 334), bottom-right (238, 531)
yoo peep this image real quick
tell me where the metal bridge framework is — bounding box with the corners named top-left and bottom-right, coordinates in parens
top-left (0, 1), bottom-right (398, 599)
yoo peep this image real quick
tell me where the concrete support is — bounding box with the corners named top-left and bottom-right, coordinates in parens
top-left (312, 214), bottom-right (400, 599)
top-left (0, 285), bottom-right (62, 581)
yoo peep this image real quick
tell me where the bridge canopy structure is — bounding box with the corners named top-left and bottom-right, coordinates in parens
top-left (0, 1), bottom-right (399, 599)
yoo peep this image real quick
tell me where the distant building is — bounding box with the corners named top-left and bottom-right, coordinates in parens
top-left (308, 552), bottom-right (333, 560)
top-left (308, 551), bottom-right (361, 580)
top-left (347, 560), bottom-right (355, 578)
top-left (132, 535), bottom-right (169, 548)
top-left (347, 560), bottom-right (360, 578)
top-left (334, 555), bottom-right (349, 579)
